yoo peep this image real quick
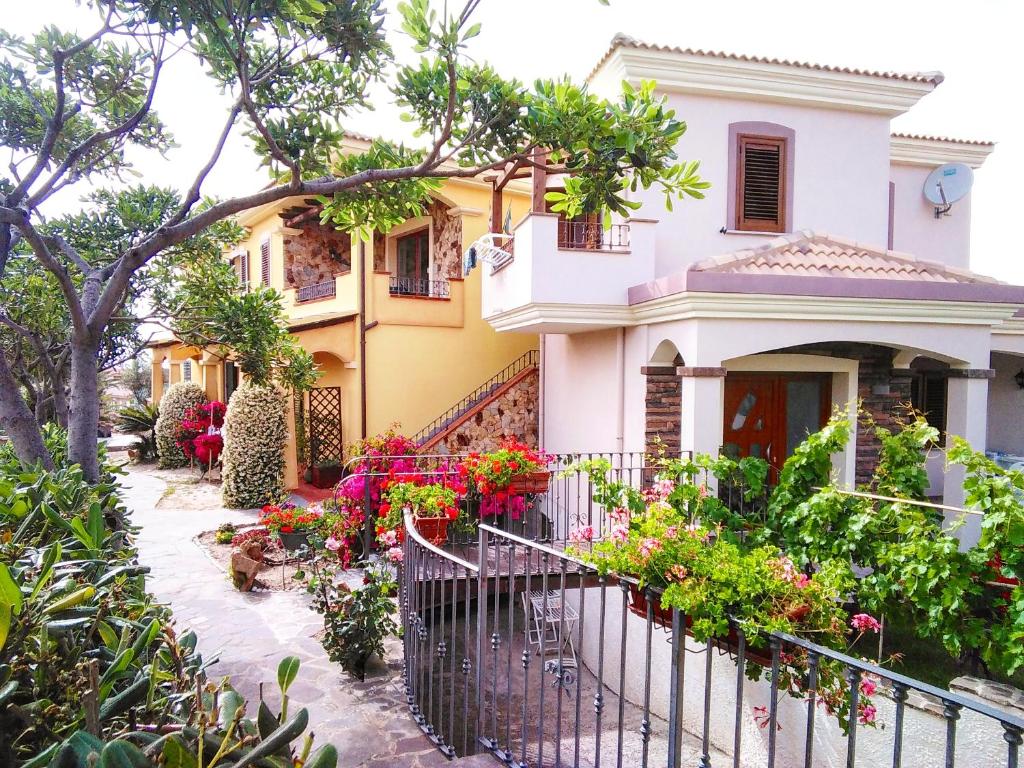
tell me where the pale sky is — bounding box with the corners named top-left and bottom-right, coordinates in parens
top-left (5, 0), bottom-right (1022, 281)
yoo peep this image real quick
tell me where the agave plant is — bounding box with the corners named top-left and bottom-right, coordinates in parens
top-left (117, 403), bottom-right (160, 462)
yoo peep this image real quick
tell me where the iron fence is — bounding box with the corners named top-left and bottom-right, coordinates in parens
top-left (296, 278), bottom-right (337, 302)
top-left (389, 275), bottom-right (451, 298)
top-left (558, 221), bottom-right (630, 251)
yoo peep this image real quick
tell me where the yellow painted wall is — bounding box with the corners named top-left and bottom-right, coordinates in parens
top-left (151, 177), bottom-right (538, 489)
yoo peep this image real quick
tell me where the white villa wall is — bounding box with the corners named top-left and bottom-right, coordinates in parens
top-left (542, 330), bottom-right (623, 453)
top-left (624, 93), bottom-right (892, 277)
top-left (890, 163), bottom-right (973, 269)
top-left (566, 588), bottom-right (1010, 768)
top-left (988, 352), bottom-right (1024, 456)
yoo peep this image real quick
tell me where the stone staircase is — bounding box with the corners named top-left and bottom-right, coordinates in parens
top-left (413, 350), bottom-right (539, 451)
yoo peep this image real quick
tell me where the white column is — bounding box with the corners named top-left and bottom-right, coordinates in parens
top-left (944, 371), bottom-right (991, 545)
top-left (678, 368), bottom-right (725, 491)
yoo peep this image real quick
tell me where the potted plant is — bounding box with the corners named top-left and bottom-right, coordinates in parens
top-left (381, 480), bottom-right (461, 545)
top-left (459, 437), bottom-right (552, 497)
top-left (260, 503), bottom-right (322, 552)
top-left (311, 459), bottom-right (342, 489)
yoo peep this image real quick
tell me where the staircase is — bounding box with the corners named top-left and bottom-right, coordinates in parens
top-left (413, 350), bottom-right (539, 450)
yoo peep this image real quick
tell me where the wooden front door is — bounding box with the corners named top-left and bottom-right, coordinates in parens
top-left (723, 373), bottom-right (831, 478)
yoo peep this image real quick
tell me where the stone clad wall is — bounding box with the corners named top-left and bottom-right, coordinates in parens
top-left (284, 221), bottom-right (352, 288)
top-left (430, 201), bottom-right (462, 278)
top-left (432, 370), bottom-right (538, 453)
top-left (644, 370), bottom-right (682, 456)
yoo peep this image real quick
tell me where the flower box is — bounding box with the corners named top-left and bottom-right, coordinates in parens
top-left (311, 464), bottom-right (342, 489)
top-left (627, 584), bottom-right (776, 667)
top-left (413, 515), bottom-right (450, 546)
top-left (508, 471), bottom-right (550, 495)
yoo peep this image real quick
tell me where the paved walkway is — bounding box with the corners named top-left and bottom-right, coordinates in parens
top-left (122, 465), bottom-right (452, 768)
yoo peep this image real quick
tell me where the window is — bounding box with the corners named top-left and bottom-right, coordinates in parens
top-left (394, 228), bottom-right (430, 295)
top-left (736, 134), bottom-right (787, 233)
top-left (260, 238), bottom-right (271, 286)
top-left (182, 360), bottom-right (192, 382)
top-left (231, 250), bottom-right (249, 291)
top-left (911, 372), bottom-right (947, 444)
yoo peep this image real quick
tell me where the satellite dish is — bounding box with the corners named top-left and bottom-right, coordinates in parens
top-left (923, 163), bottom-right (973, 218)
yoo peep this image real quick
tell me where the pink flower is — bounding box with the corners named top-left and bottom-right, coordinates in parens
top-left (378, 529), bottom-right (398, 547)
top-left (860, 678), bottom-right (877, 697)
top-left (386, 546), bottom-right (404, 563)
top-left (665, 526), bottom-right (678, 539)
top-left (608, 507), bottom-right (630, 526)
top-left (324, 537), bottom-right (342, 552)
top-left (569, 525), bottom-right (595, 544)
top-left (667, 564), bottom-right (688, 582)
top-left (610, 525), bottom-right (629, 544)
top-left (851, 613), bottom-right (881, 633)
top-left (638, 537), bottom-right (661, 558)
top-left (652, 478), bottom-right (675, 499)
top-left (793, 574), bottom-right (810, 589)
top-left (858, 704), bottom-right (877, 725)
top-left (698, 484), bottom-right (709, 499)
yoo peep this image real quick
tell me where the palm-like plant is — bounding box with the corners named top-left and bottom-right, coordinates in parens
top-left (116, 403), bottom-right (159, 461)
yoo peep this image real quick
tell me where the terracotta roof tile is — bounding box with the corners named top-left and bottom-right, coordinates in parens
top-left (891, 132), bottom-right (995, 147)
top-left (589, 34), bottom-right (944, 85)
top-left (691, 231), bottom-right (1001, 285)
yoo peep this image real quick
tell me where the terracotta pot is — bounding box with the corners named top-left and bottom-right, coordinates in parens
top-left (311, 464), bottom-right (342, 489)
top-left (627, 584), bottom-right (773, 666)
top-left (507, 471), bottom-right (550, 495)
top-left (413, 515), bottom-right (450, 546)
top-left (278, 530), bottom-right (311, 552)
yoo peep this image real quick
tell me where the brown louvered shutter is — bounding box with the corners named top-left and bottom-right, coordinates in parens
top-left (260, 238), bottom-right (271, 286)
top-left (237, 250), bottom-right (249, 292)
top-left (736, 134), bottom-right (786, 233)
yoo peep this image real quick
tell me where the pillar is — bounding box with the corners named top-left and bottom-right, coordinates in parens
top-left (678, 367), bottom-right (726, 490)
top-left (641, 365), bottom-right (682, 456)
top-left (151, 355), bottom-right (165, 405)
top-left (944, 369), bottom-right (992, 545)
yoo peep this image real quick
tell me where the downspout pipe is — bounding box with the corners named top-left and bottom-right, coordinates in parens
top-left (359, 238), bottom-right (368, 440)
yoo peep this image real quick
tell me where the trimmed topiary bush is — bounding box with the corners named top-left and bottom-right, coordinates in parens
top-left (222, 382), bottom-right (288, 508)
top-left (155, 381), bottom-right (207, 468)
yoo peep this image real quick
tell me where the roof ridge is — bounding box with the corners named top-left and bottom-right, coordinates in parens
top-left (891, 132), bottom-right (995, 147)
top-left (590, 35), bottom-right (944, 86)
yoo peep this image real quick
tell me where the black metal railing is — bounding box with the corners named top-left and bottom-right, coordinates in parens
top-left (389, 275), bottom-right (450, 298)
top-left (558, 221), bottom-right (630, 251)
top-left (410, 350), bottom-right (540, 447)
top-left (375, 463), bottom-right (1024, 767)
top-left (296, 278), bottom-right (336, 302)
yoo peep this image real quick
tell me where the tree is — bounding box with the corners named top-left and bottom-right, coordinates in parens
top-left (118, 354), bottom-right (152, 407)
top-left (0, 0), bottom-right (708, 482)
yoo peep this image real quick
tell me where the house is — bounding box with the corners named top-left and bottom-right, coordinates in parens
top-left (151, 134), bottom-right (539, 489)
top-left (477, 35), bottom-right (1024, 532)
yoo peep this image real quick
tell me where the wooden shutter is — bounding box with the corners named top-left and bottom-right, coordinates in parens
top-left (238, 250), bottom-right (249, 292)
top-left (736, 134), bottom-right (786, 233)
top-left (260, 238), bottom-right (271, 286)
top-left (182, 360), bottom-right (192, 382)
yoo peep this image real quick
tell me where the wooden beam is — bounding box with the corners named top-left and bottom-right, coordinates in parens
top-left (530, 146), bottom-right (547, 213)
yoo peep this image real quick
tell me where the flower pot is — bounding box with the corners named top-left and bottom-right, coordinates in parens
top-left (278, 530), bottom-right (311, 552)
top-left (627, 584), bottom-right (773, 666)
top-left (312, 465), bottom-right (342, 489)
top-left (508, 471), bottom-right (550, 495)
top-left (413, 515), bottom-right (450, 546)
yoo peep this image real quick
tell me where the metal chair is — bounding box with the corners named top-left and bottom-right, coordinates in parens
top-left (521, 589), bottom-right (579, 668)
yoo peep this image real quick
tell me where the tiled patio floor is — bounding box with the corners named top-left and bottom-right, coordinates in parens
top-left (121, 465), bottom-right (452, 768)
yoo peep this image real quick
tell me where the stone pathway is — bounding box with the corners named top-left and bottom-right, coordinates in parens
top-left (121, 465), bottom-right (454, 768)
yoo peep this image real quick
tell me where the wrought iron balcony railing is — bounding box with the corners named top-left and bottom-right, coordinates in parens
top-left (296, 278), bottom-right (336, 302)
top-left (389, 275), bottom-right (450, 298)
top-left (558, 221), bottom-right (630, 251)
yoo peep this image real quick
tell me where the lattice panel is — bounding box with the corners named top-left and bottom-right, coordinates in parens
top-left (308, 386), bottom-right (343, 463)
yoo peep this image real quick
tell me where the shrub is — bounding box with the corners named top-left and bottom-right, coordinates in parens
top-left (221, 382), bottom-right (287, 508)
top-left (155, 382), bottom-right (207, 468)
top-left (116, 403), bottom-right (160, 461)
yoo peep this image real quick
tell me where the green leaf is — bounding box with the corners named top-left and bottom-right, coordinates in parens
top-left (0, 563), bottom-right (22, 615)
top-left (161, 737), bottom-right (198, 768)
top-left (277, 656), bottom-right (300, 693)
top-left (98, 741), bottom-right (150, 768)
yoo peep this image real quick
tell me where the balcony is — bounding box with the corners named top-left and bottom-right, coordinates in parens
top-left (296, 278), bottom-right (337, 303)
top-left (480, 212), bottom-right (657, 333)
top-left (388, 275), bottom-right (451, 299)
